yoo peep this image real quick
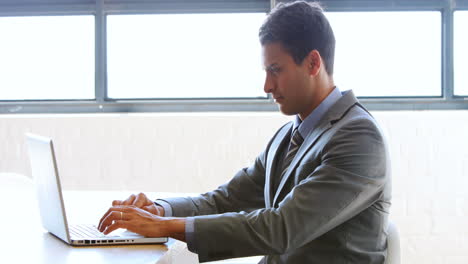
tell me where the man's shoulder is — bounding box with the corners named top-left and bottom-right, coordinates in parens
top-left (326, 103), bottom-right (383, 141)
top-left (332, 102), bottom-right (375, 125)
top-left (346, 103), bottom-right (375, 122)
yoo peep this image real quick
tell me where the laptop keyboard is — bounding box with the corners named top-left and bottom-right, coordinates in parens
top-left (70, 224), bottom-right (107, 239)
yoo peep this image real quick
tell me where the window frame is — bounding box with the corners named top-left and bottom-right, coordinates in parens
top-left (1, 0), bottom-right (468, 113)
top-left (453, 9), bottom-right (468, 97)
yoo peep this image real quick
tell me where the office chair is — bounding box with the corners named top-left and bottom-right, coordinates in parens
top-left (385, 220), bottom-right (401, 264)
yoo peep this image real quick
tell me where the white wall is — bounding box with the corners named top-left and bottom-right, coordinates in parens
top-left (1, 111), bottom-right (467, 263)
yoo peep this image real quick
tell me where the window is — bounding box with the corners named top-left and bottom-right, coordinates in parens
top-left (1, 0), bottom-right (467, 112)
top-left (107, 13), bottom-right (266, 99)
top-left (327, 11), bottom-right (441, 97)
top-left (454, 10), bottom-right (468, 96)
top-left (0, 16), bottom-right (95, 100)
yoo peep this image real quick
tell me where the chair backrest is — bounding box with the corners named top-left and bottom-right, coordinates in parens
top-left (384, 221), bottom-right (401, 264)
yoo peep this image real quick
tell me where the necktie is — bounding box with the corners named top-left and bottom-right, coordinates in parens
top-left (279, 129), bottom-right (304, 182)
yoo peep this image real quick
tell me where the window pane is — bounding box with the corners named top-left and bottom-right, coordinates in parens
top-left (107, 13), bottom-right (266, 99)
top-left (0, 16), bottom-right (95, 100)
top-left (327, 11), bottom-right (441, 97)
top-left (454, 11), bottom-right (468, 96)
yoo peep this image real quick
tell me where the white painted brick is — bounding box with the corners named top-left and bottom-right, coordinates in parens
top-left (401, 238), bottom-right (444, 264)
top-left (432, 216), bottom-right (468, 235)
top-left (402, 236), bottom-right (444, 264)
top-left (390, 195), bottom-right (407, 217)
top-left (433, 197), bottom-right (458, 216)
top-left (407, 195), bottom-right (432, 216)
top-left (411, 235), bottom-right (468, 257)
top-left (456, 197), bottom-right (468, 216)
top-left (435, 160), bottom-right (465, 196)
top-left (443, 256), bottom-right (468, 264)
top-left (395, 216), bottom-right (432, 236)
top-left (461, 236), bottom-right (468, 253)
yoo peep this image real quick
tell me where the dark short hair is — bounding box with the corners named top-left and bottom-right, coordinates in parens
top-left (259, 1), bottom-right (336, 75)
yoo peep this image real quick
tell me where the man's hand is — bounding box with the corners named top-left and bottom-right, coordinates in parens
top-left (112, 192), bottom-right (164, 216)
top-left (97, 205), bottom-right (186, 241)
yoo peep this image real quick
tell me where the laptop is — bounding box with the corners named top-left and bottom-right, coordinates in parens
top-left (26, 133), bottom-right (168, 246)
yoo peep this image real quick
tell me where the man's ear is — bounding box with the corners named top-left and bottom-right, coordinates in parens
top-left (307, 50), bottom-right (322, 76)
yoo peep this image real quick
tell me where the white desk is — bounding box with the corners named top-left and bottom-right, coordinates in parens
top-left (0, 173), bottom-right (262, 264)
top-left (0, 173), bottom-right (192, 264)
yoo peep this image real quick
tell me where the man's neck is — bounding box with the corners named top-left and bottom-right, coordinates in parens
top-left (299, 83), bottom-right (336, 121)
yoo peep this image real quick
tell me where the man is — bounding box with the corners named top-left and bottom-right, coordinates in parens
top-left (98, 1), bottom-right (391, 263)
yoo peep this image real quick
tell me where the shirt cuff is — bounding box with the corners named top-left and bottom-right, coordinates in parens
top-left (185, 217), bottom-right (197, 253)
top-left (154, 200), bottom-right (173, 217)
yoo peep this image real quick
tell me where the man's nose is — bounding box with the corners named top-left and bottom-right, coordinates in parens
top-left (264, 74), bottom-right (274, 94)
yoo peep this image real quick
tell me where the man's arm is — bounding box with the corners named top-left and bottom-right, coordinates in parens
top-left (158, 153), bottom-right (267, 217)
top-left (96, 150), bottom-right (270, 241)
top-left (97, 138), bottom-right (272, 240)
top-left (98, 123), bottom-right (287, 242)
top-left (158, 122), bottom-right (292, 217)
top-left (96, 149), bottom-right (270, 241)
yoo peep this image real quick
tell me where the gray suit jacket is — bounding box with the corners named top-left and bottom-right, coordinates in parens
top-left (162, 90), bottom-right (391, 264)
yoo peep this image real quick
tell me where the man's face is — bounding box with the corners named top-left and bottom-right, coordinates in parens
top-left (262, 42), bottom-right (316, 119)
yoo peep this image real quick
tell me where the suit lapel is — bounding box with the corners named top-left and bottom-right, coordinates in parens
top-left (265, 123), bottom-right (292, 207)
top-left (272, 121), bottom-right (332, 205)
top-left (272, 90), bottom-right (360, 206)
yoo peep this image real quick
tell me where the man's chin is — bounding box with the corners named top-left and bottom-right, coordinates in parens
top-left (278, 105), bottom-right (296, 116)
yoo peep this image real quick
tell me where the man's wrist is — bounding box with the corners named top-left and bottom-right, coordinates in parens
top-left (165, 218), bottom-right (186, 242)
top-left (154, 200), bottom-right (172, 217)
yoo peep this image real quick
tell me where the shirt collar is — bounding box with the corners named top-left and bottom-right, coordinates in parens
top-left (293, 86), bottom-right (342, 138)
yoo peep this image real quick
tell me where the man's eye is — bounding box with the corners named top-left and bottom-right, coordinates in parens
top-left (271, 68), bottom-right (280, 74)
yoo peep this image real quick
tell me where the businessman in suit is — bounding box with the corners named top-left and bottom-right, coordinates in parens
top-left (98, 1), bottom-right (391, 263)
